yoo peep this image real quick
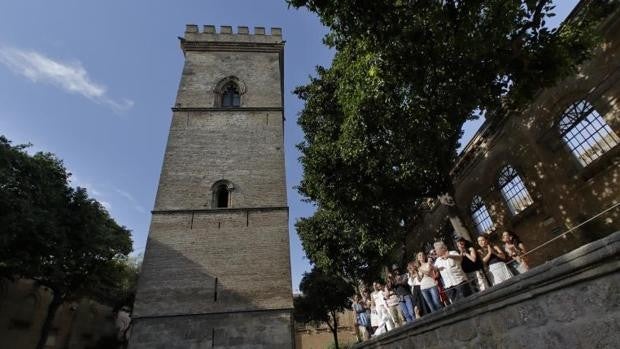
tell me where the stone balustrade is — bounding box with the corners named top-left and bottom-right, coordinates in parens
top-left (355, 231), bottom-right (620, 349)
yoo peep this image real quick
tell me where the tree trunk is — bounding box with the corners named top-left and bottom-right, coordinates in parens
top-left (36, 291), bottom-right (63, 349)
top-left (438, 192), bottom-right (473, 241)
top-left (446, 207), bottom-right (473, 241)
top-left (330, 311), bottom-right (339, 349)
top-left (62, 300), bottom-right (81, 349)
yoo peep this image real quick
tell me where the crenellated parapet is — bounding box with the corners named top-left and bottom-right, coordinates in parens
top-left (181, 25), bottom-right (284, 51)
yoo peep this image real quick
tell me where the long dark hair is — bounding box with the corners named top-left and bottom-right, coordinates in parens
top-left (477, 234), bottom-right (490, 247)
top-left (457, 237), bottom-right (474, 249)
top-left (506, 230), bottom-right (523, 245)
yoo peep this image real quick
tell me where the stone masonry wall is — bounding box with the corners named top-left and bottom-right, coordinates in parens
top-left (406, 9), bottom-right (620, 267)
top-left (175, 50), bottom-right (282, 109)
top-left (355, 231), bottom-right (620, 349)
top-left (130, 309), bottom-right (294, 349)
top-left (131, 25), bottom-right (293, 348)
top-left (0, 279), bottom-right (119, 349)
top-left (133, 208), bottom-right (292, 318)
top-left (456, 8), bottom-right (620, 264)
top-left (154, 110), bottom-right (287, 211)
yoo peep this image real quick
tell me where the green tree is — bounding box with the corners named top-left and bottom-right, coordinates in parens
top-left (294, 268), bottom-right (355, 349)
top-left (95, 254), bottom-right (142, 311)
top-left (289, 0), bottom-right (613, 281)
top-left (0, 136), bottom-right (133, 349)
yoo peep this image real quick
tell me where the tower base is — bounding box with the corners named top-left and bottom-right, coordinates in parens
top-left (129, 309), bottom-right (294, 349)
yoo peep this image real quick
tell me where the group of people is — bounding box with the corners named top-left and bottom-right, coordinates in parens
top-left (351, 231), bottom-right (529, 340)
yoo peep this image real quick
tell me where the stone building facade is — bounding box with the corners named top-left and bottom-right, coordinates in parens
top-left (129, 25), bottom-right (294, 348)
top-left (407, 2), bottom-right (620, 267)
top-left (0, 279), bottom-right (121, 349)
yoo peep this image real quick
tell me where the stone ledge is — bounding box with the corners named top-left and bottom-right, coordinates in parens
top-left (171, 107), bottom-right (284, 112)
top-left (152, 206), bottom-right (289, 215)
top-left (355, 231), bottom-right (620, 348)
top-left (180, 40), bottom-right (284, 54)
top-left (132, 306), bottom-right (294, 320)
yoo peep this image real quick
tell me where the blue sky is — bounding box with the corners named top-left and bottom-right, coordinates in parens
top-left (0, 0), bottom-right (578, 291)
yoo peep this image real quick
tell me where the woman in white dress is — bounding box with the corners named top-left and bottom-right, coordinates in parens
top-left (477, 235), bottom-right (513, 285)
top-left (370, 281), bottom-right (395, 336)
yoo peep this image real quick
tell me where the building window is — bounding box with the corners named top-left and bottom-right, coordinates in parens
top-left (214, 76), bottom-right (246, 107)
top-left (221, 83), bottom-right (240, 107)
top-left (558, 100), bottom-right (619, 166)
top-left (214, 185), bottom-right (229, 208)
top-left (212, 180), bottom-right (233, 208)
top-left (498, 165), bottom-right (533, 215)
top-left (471, 195), bottom-right (494, 234)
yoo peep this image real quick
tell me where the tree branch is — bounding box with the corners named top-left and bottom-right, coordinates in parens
top-left (516, 0), bottom-right (551, 38)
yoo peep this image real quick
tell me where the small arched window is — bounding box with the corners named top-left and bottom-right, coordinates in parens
top-left (221, 83), bottom-right (240, 107)
top-left (558, 100), bottom-right (619, 166)
top-left (498, 165), bottom-right (533, 215)
top-left (212, 180), bottom-right (233, 208)
top-left (215, 185), bottom-right (229, 208)
top-left (471, 195), bottom-right (494, 234)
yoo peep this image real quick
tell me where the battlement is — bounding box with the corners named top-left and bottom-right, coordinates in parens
top-left (182, 24), bottom-right (283, 45)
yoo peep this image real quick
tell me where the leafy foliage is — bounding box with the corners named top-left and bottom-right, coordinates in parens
top-left (0, 136), bottom-right (133, 349)
top-left (296, 208), bottom-right (396, 285)
top-left (290, 0), bottom-right (613, 282)
top-left (294, 268), bottom-right (354, 349)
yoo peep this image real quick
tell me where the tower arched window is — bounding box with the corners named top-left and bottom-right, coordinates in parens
top-left (498, 165), bottom-right (533, 215)
top-left (471, 195), bottom-right (494, 234)
top-left (221, 83), bottom-right (240, 107)
top-left (215, 185), bottom-right (229, 208)
top-left (558, 100), bottom-right (619, 166)
top-left (212, 180), bottom-right (233, 208)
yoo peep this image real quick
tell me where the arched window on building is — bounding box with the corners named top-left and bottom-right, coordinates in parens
top-left (471, 195), bottom-right (494, 234)
top-left (212, 180), bottom-right (233, 208)
top-left (558, 100), bottom-right (619, 166)
top-left (221, 82), bottom-right (241, 107)
top-left (498, 165), bottom-right (534, 215)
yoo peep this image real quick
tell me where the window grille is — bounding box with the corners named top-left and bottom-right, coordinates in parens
top-left (498, 165), bottom-right (533, 215)
top-left (471, 195), bottom-right (494, 234)
top-left (559, 100), bottom-right (619, 166)
top-left (221, 83), bottom-right (240, 107)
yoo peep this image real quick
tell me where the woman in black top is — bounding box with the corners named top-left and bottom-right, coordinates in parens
top-left (457, 238), bottom-right (489, 292)
top-left (477, 235), bottom-right (513, 286)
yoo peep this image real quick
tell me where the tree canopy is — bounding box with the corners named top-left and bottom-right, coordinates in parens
top-left (290, 0), bottom-right (614, 281)
top-left (294, 268), bottom-right (355, 349)
top-left (0, 136), bottom-right (133, 349)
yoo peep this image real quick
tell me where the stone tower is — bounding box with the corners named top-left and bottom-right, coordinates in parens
top-left (129, 25), bottom-right (294, 348)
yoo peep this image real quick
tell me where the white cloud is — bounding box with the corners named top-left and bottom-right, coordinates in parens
top-left (114, 188), bottom-right (134, 201)
top-left (68, 174), bottom-right (109, 208)
top-left (114, 187), bottom-right (147, 213)
top-left (69, 174), bottom-right (100, 196)
top-left (0, 46), bottom-right (133, 112)
top-left (68, 173), bottom-right (146, 214)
